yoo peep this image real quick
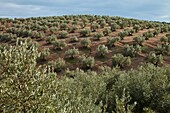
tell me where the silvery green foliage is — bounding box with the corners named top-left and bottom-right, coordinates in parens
top-left (48, 57), bottom-right (66, 72)
top-left (65, 47), bottom-right (80, 58)
top-left (80, 29), bottom-right (91, 37)
top-left (133, 36), bottom-right (145, 46)
top-left (96, 45), bottom-right (109, 57)
top-left (80, 38), bottom-right (91, 48)
top-left (79, 56), bottom-right (95, 69)
top-left (39, 48), bottom-right (50, 60)
top-left (123, 44), bottom-right (142, 57)
top-left (0, 39), bottom-right (103, 113)
top-left (112, 53), bottom-right (131, 68)
top-left (145, 52), bottom-right (163, 66)
top-left (53, 39), bottom-right (67, 50)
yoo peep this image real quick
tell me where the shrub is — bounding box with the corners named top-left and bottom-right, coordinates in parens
top-left (46, 35), bottom-right (57, 44)
top-left (103, 28), bottom-right (111, 36)
top-left (112, 53), bottom-right (131, 68)
top-left (96, 45), bottom-right (109, 57)
top-left (39, 48), bottom-right (50, 60)
top-left (145, 52), bottom-right (163, 66)
top-left (133, 36), bottom-right (145, 46)
top-left (118, 31), bottom-right (128, 40)
top-left (106, 37), bottom-right (120, 48)
top-left (80, 29), bottom-right (91, 37)
top-left (155, 44), bottom-right (170, 55)
top-left (79, 56), bottom-right (95, 69)
top-left (93, 32), bottom-right (104, 40)
top-left (160, 36), bottom-right (170, 44)
top-left (110, 23), bottom-right (118, 31)
top-left (60, 23), bottom-right (68, 30)
top-left (69, 36), bottom-right (78, 43)
top-left (48, 58), bottom-right (66, 72)
top-left (53, 40), bottom-right (67, 50)
top-left (65, 47), bottom-right (80, 59)
top-left (123, 44), bottom-right (142, 57)
top-left (68, 25), bottom-right (78, 33)
top-left (133, 25), bottom-right (140, 32)
top-left (91, 23), bottom-right (100, 32)
top-left (58, 31), bottom-right (68, 38)
top-left (80, 38), bottom-right (91, 48)
top-left (143, 31), bottom-right (154, 40)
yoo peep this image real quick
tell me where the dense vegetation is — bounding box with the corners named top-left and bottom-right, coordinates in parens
top-left (0, 15), bottom-right (170, 112)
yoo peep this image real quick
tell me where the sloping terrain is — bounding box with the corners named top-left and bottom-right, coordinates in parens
top-left (0, 15), bottom-right (170, 75)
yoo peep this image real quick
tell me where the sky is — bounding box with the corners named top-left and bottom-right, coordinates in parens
top-left (0, 0), bottom-right (170, 22)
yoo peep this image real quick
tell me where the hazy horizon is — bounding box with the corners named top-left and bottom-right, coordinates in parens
top-left (0, 0), bottom-right (170, 22)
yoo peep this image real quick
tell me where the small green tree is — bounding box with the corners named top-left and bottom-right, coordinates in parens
top-left (112, 53), bottom-right (131, 68)
top-left (39, 48), bottom-right (50, 60)
top-left (65, 47), bottom-right (80, 59)
top-left (48, 58), bottom-right (66, 72)
top-left (69, 36), bottom-right (78, 43)
top-left (145, 52), bottom-right (163, 66)
top-left (133, 36), bottom-right (145, 46)
top-left (80, 38), bottom-right (91, 48)
top-left (80, 29), bottom-right (91, 37)
top-left (103, 28), bottom-right (111, 36)
top-left (96, 45), bottom-right (109, 57)
top-left (58, 31), bottom-right (68, 38)
top-left (53, 40), bottom-right (67, 50)
top-left (106, 37), bottom-right (120, 48)
top-left (93, 32), bottom-right (104, 40)
top-left (79, 56), bottom-right (95, 69)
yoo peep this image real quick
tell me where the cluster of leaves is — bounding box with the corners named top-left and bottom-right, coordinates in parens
top-left (96, 45), bottom-right (109, 57)
top-left (123, 44), bottom-right (142, 57)
top-left (145, 52), bottom-right (163, 66)
top-left (48, 57), bottom-right (66, 72)
top-left (112, 53), bottom-right (131, 68)
top-left (133, 36), bottom-right (145, 46)
top-left (65, 47), bottom-right (80, 59)
top-left (80, 38), bottom-right (91, 48)
top-left (53, 39), bottom-right (67, 50)
top-left (106, 37), bottom-right (120, 48)
top-left (79, 56), bottom-right (95, 69)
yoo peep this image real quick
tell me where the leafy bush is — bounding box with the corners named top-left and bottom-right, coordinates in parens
top-left (80, 38), bottom-right (91, 48)
top-left (65, 47), bottom-right (80, 59)
top-left (160, 36), bottom-right (170, 44)
top-left (91, 23), bottom-right (100, 32)
top-left (155, 44), bottom-right (170, 55)
top-left (96, 45), bottom-right (109, 57)
top-left (133, 25), bottom-right (140, 32)
top-left (69, 36), bottom-right (78, 43)
top-left (48, 58), bottom-right (66, 72)
top-left (106, 37), bottom-right (120, 48)
top-left (103, 28), bottom-right (111, 36)
top-left (80, 29), bottom-right (91, 37)
top-left (58, 31), bottom-right (68, 38)
top-left (60, 23), bottom-right (69, 30)
top-left (145, 52), bottom-right (163, 66)
top-left (53, 40), bottom-right (67, 50)
top-left (133, 36), bottom-right (145, 46)
top-left (38, 48), bottom-right (50, 60)
top-left (110, 23), bottom-right (118, 31)
top-left (118, 31), bottom-right (128, 40)
top-left (93, 32), bottom-right (104, 40)
top-left (46, 35), bottom-right (57, 44)
top-left (79, 56), bottom-right (95, 69)
top-left (112, 53), bottom-right (131, 68)
top-left (123, 44), bottom-right (142, 57)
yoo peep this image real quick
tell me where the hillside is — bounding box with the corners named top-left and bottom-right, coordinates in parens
top-left (0, 15), bottom-right (170, 75)
top-left (1, 15), bottom-right (170, 113)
